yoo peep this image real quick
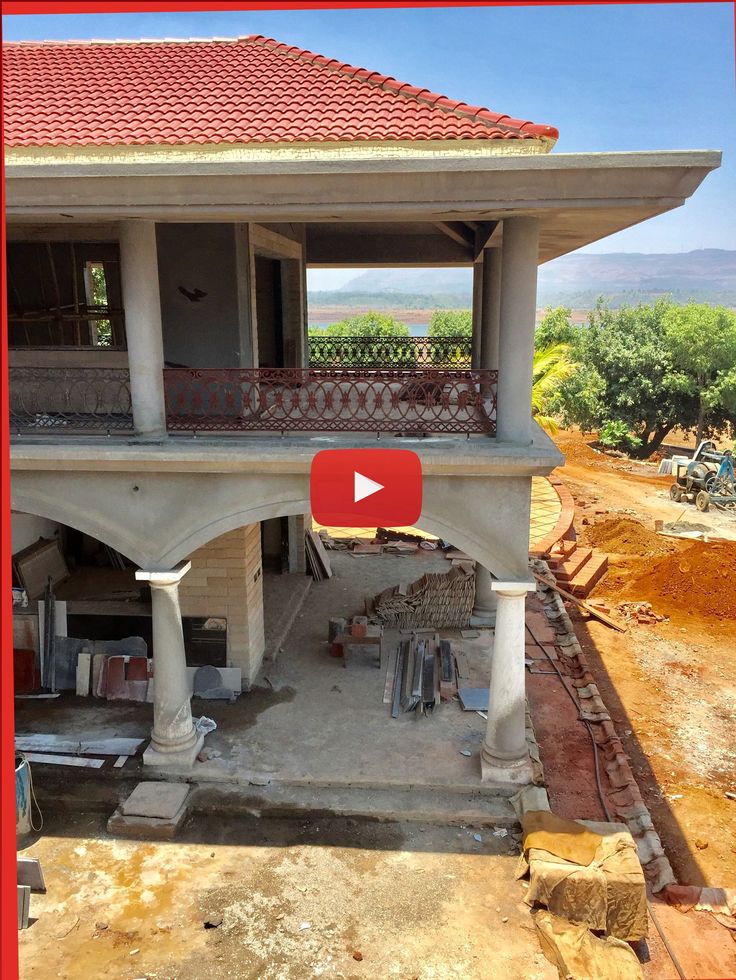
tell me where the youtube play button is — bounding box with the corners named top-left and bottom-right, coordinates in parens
top-left (311, 449), bottom-right (422, 528)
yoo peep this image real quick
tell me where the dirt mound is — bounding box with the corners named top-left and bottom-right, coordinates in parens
top-left (581, 517), bottom-right (673, 557)
top-left (622, 541), bottom-right (736, 620)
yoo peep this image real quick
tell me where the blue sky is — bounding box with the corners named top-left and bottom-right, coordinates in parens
top-left (4, 2), bottom-right (734, 290)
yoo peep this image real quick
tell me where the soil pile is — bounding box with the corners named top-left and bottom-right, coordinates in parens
top-left (582, 517), bottom-right (673, 557)
top-left (622, 541), bottom-right (736, 620)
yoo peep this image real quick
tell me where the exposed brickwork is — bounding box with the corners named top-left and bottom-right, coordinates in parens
top-left (179, 524), bottom-right (265, 688)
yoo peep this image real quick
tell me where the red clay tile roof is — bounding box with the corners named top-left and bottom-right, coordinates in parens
top-left (2, 35), bottom-right (558, 148)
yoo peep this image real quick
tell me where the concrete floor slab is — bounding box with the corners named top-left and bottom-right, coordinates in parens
top-left (18, 809), bottom-right (558, 980)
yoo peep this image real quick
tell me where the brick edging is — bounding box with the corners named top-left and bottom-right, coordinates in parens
top-left (530, 558), bottom-right (677, 894)
top-left (529, 475), bottom-right (576, 558)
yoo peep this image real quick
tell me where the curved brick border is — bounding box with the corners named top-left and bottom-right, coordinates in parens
top-left (531, 558), bottom-right (677, 894)
top-left (529, 476), bottom-right (576, 559)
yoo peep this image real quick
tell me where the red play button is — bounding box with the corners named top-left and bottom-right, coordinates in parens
top-left (310, 449), bottom-right (422, 528)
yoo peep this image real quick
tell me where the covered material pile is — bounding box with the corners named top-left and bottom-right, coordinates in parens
top-left (367, 564), bottom-right (475, 628)
top-left (622, 541), bottom-right (736, 620)
top-left (516, 811), bottom-right (648, 942)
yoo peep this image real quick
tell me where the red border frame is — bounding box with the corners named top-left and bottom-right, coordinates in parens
top-left (1, 3), bottom-right (734, 980)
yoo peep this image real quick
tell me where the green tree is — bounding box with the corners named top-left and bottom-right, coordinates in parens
top-left (554, 299), bottom-right (700, 457)
top-left (662, 302), bottom-right (736, 444)
top-left (534, 307), bottom-right (578, 350)
top-left (427, 309), bottom-right (472, 337)
top-left (308, 311), bottom-right (410, 337)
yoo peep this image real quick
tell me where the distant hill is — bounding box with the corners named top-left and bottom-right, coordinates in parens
top-left (308, 249), bottom-right (736, 309)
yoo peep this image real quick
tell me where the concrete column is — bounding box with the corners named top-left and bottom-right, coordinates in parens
top-left (119, 221), bottom-right (167, 438)
top-left (481, 580), bottom-right (536, 785)
top-left (470, 565), bottom-right (497, 626)
top-left (496, 217), bottom-right (540, 445)
top-left (135, 561), bottom-right (204, 768)
top-left (480, 247), bottom-right (502, 371)
top-left (471, 258), bottom-right (484, 369)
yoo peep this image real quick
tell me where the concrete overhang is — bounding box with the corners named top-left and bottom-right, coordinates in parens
top-left (4, 150), bottom-right (721, 262)
top-left (10, 425), bottom-right (564, 478)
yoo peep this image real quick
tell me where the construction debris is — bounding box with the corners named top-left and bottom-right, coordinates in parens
top-left (368, 564), bottom-right (475, 628)
top-left (615, 602), bottom-right (669, 625)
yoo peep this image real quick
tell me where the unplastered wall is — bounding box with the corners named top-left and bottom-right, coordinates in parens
top-left (179, 524), bottom-right (265, 689)
top-left (157, 223), bottom-right (248, 369)
top-left (11, 511), bottom-right (62, 556)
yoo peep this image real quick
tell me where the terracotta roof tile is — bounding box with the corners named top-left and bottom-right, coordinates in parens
top-left (2, 35), bottom-right (558, 148)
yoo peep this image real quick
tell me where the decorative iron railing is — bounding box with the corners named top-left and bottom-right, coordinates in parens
top-left (164, 367), bottom-right (496, 436)
top-left (307, 335), bottom-right (472, 369)
top-left (9, 367), bottom-right (133, 435)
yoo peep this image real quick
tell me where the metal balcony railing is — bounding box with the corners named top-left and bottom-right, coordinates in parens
top-left (9, 365), bottom-right (497, 437)
top-left (164, 367), bottom-right (496, 436)
top-left (307, 334), bottom-right (472, 368)
top-left (9, 367), bottom-right (134, 435)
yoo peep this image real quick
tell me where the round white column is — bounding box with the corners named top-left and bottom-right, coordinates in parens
top-left (471, 565), bottom-right (497, 626)
top-left (135, 561), bottom-right (204, 768)
top-left (481, 581), bottom-right (536, 785)
top-left (496, 217), bottom-right (540, 446)
top-left (119, 220), bottom-right (167, 439)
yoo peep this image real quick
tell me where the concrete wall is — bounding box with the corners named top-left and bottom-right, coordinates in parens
top-left (9, 349), bottom-right (129, 368)
top-left (157, 223), bottom-right (246, 369)
top-left (178, 524), bottom-right (265, 688)
top-left (11, 511), bottom-right (61, 555)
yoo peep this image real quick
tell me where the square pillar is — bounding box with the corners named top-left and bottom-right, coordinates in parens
top-left (471, 564), bottom-right (497, 627)
top-left (481, 580), bottom-right (536, 785)
top-left (480, 246), bottom-right (502, 372)
top-left (496, 217), bottom-right (540, 445)
top-left (119, 220), bottom-right (167, 438)
top-left (136, 561), bottom-right (204, 768)
top-left (471, 258), bottom-right (484, 369)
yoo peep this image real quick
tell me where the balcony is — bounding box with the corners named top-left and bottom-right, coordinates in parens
top-left (10, 362), bottom-right (496, 439)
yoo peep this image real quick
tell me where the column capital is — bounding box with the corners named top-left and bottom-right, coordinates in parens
top-left (136, 560), bottom-right (191, 588)
top-left (491, 580), bottom-right (536, 596)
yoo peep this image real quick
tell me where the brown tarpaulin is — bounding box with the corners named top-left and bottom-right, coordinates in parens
top-left (517, 814), bottom-right (648, 942)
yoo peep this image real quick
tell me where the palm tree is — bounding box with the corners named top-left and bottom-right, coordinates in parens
top-left (531, 343), bottom-right (575, 433)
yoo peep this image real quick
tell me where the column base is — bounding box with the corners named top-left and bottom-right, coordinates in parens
top-left (480, 745), bottom-right (534, 786)
top-left (143, 732), bottom-right (204, 770)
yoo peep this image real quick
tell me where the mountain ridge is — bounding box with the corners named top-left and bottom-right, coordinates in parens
top-left (308, 248), bottom-right (736, 308)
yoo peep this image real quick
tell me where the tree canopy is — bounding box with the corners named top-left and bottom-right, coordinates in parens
top-left (308, 312), bottom-right (410, 337)
top-left (427, 309), bottom-right (472, 337)
top-left (546, 299), bottom-right (736, 457)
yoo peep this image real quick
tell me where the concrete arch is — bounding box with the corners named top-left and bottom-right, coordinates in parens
top-left (11, 468), bottom-right (531, 581)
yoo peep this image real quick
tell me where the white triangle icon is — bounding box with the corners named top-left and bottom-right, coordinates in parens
top-left (354, 471), bottom-right (384, 504)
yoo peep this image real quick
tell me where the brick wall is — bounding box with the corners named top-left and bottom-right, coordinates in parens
top-left (179, 524), bottom-right (265, 689)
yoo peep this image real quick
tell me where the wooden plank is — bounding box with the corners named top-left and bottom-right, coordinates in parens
top-left (307, 530), bottom-right (332, 579)
top-left (16, 735), bottom-right (145, 756)
top-left (113, 755), bottom-right (128, 769)
top-left (75, 651), bottom-right (91, 696)
top-left (532, 572), bottom-right (627, 633)
top-left (24, 753), bottom-right (105, 768)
